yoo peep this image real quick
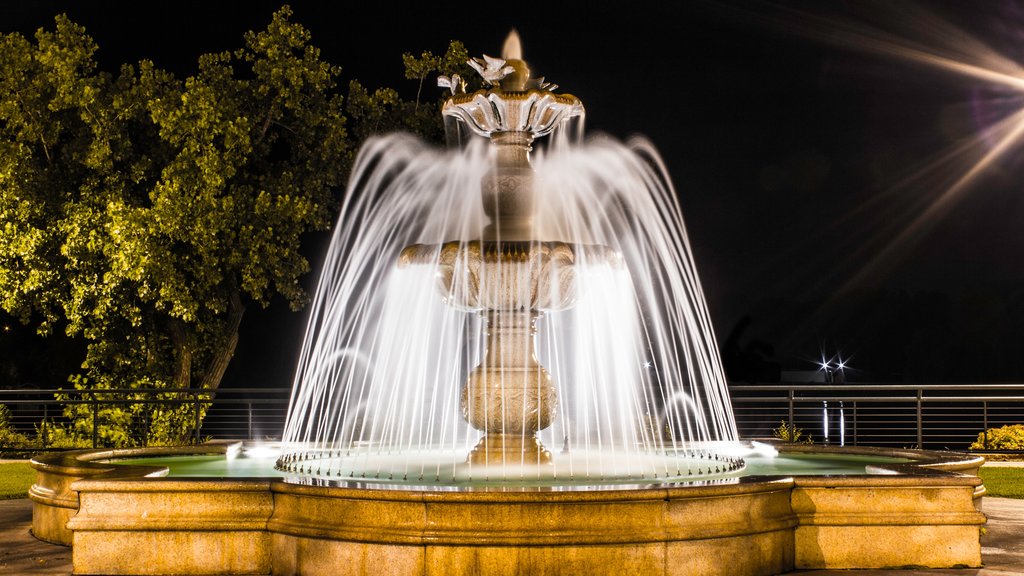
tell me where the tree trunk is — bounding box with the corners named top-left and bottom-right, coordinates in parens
top-left (170, 318), bottom-right (191, 389)
top-left (199, 287), bottom-right (245, 391)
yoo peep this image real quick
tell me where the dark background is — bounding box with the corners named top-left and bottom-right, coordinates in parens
top-left (3, 0), bottom-right (1024, 387)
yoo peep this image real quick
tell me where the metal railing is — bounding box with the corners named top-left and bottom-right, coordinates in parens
top-left (730, 383), bottom-right (1024, 451)
top-left (0, 387), bottom-right (292, 449)
top-left (2, 383), bottom-right (1022, 451)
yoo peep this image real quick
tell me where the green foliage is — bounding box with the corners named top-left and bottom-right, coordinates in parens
top-left (348, 40), bottom-right (476, 143)
top-left (36, 376), bottom-right (210, 448)
top-left (0, 462), bottom-right (36, 499)
top-left (0, 405), bottom-right (34, 448)
top-left (971, 424), bottom-right (1024, 451)
top-left (0, 8), bottom-right (349, 445)
top-left (0, 8), bottom-right (467, 447)
top-left (772, 420), bottom-right (814, 444)
top-left (34, 421), bottom-right (90, 449)
top-left (401, 41), bottom-right (474, 105)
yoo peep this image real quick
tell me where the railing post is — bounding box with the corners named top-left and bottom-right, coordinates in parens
top-left (787, 388), bottom-right (795, 441)
top-left (983, 401), bottom-right (989, 450)
top-left (91, 392), bottom-right (98, 448)
top-left (248, 402), bottom-right (254, 440)
top-left (852, 401), bottom-right (858, 446)
top-left (194, 391), bottom-right (201, 445)
top-left (916, 388), bottom-right (923, 449)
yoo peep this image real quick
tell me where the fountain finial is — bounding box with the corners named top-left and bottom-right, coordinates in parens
top-left (502, 29), bottom-right (522, 61)
top-left (498, 30), bottom-right (531, 91)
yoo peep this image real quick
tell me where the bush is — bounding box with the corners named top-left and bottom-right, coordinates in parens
top-left (0, 405), bottom-right (41, 456)
top-left (971, 424), bottom-right (1024, 450)
top-left (772, 420), bottom-right (813, 444)
top-left (34, 421), bottom-right (91, 449)
top-left (51, 375), bottom-right (210, 448)
top-left (0, 405), bottom-right (35, 448)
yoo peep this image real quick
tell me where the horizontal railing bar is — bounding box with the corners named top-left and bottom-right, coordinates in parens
top-left (0, 398), bottom-right (288, 405)
top-left (0, 388), bottom-right (291, 397)
top-left (4, 384), bottom-right (1020, 448)
top-left (4, 384), bottom-right (1023, 396)
top-left (730, 383), bottom-right (1024, 391)
top-left (733, 393), bottom-right (1019, 399)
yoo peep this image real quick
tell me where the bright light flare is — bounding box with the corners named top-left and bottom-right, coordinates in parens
top-left (242, 445), bottom-right (281, 459)
top-left (715, 441), bottom-right (778, 459)
top-left (734, 3), bottom-right (1024, 316)
top-left (749, 3), bottom-right (1024, 91)
top-left (845, 106), bottom-right (1024, 290)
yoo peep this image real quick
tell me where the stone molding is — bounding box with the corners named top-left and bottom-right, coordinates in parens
top-left (30, 444), bottom-right (987, 575)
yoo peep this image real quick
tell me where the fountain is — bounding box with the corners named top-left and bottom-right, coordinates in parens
top-left (29, 33), bottom-right (986, 576)
top-left (274, 32), bottom-right (742, 487)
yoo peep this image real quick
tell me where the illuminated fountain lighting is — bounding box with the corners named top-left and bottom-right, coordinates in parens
top-left (275, 31), bottom-right (742, 486)
top-left (818, 354), bottom-right (848, 446)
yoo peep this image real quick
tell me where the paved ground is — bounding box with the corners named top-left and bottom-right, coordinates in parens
top-left (0, 495), bottom-right (1021, 575)
top-left (0, 499), bottom-right (71, 575)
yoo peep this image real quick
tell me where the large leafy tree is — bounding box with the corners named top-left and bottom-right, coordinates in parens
top-left (0, 8), bottom-right (469, 445)
top-left (0, 9), bottom-right (341, 445)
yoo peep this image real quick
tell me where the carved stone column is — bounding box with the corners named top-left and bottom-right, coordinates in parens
top-left (461, 311), bottom-right (556, 465)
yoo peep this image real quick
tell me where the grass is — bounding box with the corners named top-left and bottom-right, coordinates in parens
top-left (979, 467), bottom-right (1024, 499)
top-left (0, 462), bottom-right (35, 499)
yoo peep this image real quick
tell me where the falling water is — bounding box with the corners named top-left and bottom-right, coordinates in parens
top-left (277, 40), bottom-right (742, 487)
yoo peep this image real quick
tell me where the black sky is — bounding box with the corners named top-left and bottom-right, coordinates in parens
top-left (4, 0), bottom-right (1024, 384)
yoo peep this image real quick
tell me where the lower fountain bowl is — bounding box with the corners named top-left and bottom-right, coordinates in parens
top-left (31, 443), bottom-right (986, 576)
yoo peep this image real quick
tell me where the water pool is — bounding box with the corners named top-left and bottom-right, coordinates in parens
top-left (110, 450), bottom-right (912, 482)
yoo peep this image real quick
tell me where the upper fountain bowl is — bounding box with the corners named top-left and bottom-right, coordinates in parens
top-left (440, 30), bottom-right (583, 139)
top-left (443, 90), bottom-right (583, 138)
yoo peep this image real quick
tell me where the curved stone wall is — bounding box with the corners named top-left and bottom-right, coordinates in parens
top-left (268, 479), bottom-right (796, 576)
top-left (30, 444), bottom-right (986, 575)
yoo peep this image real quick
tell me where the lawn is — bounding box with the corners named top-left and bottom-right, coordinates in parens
top-left (979, 466), bottom-right (1024, 499)
top-left (0, 462), bottom-right (35, 499)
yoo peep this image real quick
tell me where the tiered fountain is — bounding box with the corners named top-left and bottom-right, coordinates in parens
top-left (30, 33), bottom-right (986, 576)
top-left (274, 32), bottom-right (742, 486)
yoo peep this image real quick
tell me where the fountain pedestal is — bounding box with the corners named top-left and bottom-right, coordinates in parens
top-left (462, 311), bottom-right (556, 465)
top-left (396, 40), bottom-right (593, 467)
top-left (400, 240), bottom-right (599, 467)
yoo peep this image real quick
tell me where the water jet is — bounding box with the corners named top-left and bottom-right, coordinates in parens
top-left (275, 30), bottom-right (740, 488)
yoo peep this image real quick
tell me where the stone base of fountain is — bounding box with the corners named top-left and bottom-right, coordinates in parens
top-left (465, 433), bottom-right (553, 465)
top-left (31, 444), bottom-right (986, 576)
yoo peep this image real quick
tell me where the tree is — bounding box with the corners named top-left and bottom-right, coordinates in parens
top-left (0, 8), bottom-right (471, 446)
top-left (0, 8), bottom-right (353, 445)
top-left (347, 40), bottom-right (477, 143)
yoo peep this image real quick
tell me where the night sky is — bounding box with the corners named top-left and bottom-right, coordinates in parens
top-left (4, 1), bottom-right (1024, 385)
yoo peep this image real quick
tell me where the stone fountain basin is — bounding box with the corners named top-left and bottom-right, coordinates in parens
top-left (30, 443), bottom-right (985, 576)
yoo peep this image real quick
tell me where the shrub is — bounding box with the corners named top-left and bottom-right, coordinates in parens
top-left (772, 420), bottom-right (813, 444)
top-left (51, 375), bottom-right (210, 448)
top-left (970, 424), bottom-right (1024, 451)
top-left (0, 405), bottom-right (34, 448)
top-left (0, 405), bottom-right (42, 457)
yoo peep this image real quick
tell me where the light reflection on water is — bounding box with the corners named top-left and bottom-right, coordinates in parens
top-left (111, 452), bottom-right (912, 486)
